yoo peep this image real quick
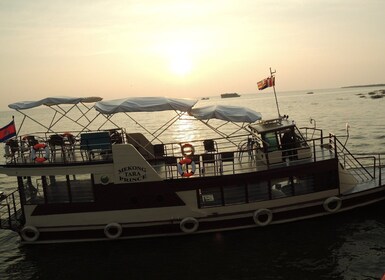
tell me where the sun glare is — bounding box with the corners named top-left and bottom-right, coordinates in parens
top-left (170, 54), bottom-right (193, 77)
top-left (160, 40), bottom-right (196, 77)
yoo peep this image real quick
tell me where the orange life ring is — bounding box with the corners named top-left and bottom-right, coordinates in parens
top-left (31, 143), bottom-right (50, 163)
top-left (181, 143), bottom-right (195, 157)
top-left (177, 157), bottom-right (196, 177)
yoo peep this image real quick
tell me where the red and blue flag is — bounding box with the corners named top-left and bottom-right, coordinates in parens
top-left (0, 120), bottom-right (16, 143)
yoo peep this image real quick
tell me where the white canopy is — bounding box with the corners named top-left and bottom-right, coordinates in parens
top-left (8, 96), bottom-right (102, 110)
top-left (94, 97), bottom-right (198, 114)
top-left (190, 105), bottom-right (262, 123)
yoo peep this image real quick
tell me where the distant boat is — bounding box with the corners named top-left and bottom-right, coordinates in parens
top-left (201, 97), bottom-right (209, 100)
top-left (221, 93), bottom-right (240, 98)
top-left (306, 91), bottom-right (314, 94)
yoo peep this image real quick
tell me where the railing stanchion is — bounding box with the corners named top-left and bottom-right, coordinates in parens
top-left (6, 203), bottom-right (11, 229)
top-left (379, 154), bottom-right (382, 186)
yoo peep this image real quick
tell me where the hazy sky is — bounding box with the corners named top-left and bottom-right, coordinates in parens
top-left (0, 0), bottom-right (384, 110)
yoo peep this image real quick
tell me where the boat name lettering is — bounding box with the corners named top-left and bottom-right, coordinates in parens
top-left (118, 166), bottom-right (147, 182)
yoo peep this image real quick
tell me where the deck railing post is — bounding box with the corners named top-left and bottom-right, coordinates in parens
top-left (266, 153), bottom-right (270, 169)
top-left (6, 203), bottom-right (12, 229)
top-left (12, 193), bottom-right (17, 216)
top-left (379, 154), bottom-right (382, 186)
top-left (312, 139), bottom-right (316, 162)
top-left (333, 135), bottom-right (338, 159)
top-left (373, 157), bottom-right (376, 179)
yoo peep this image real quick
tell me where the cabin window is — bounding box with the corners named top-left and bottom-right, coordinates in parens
top-left (199, 187), bottom-right (222, 207)
top-left (223, 185), bottom-right (246, 205)
top-left (45, 175), bottom-right (71, 203)
top-left (22, 176), bottom-right (44, 204)
top-left (197, 170), bottom-right (339, 208)
top-left (247, 181), bottom-right (269, 202)
top-left (22, 174), bottom-right (94, 204)
top-left (271, 177), bottom-right (294, 199)
top-left (293, 175), bottom-right (315, 195)
top-left (270, 176), bottom-right (317, 198)
top-left (69, 174), bottom-right (94, 202)
top-left (263, 132), bottom-right (279, 152)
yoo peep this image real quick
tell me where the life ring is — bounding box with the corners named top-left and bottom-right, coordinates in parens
top-left (104, 223), bottom-right (123, 239)
top-left (180, 217), bottom-right (199, 233)
top-left (177, 157), bottom-right (196, 177)
top-left (323, 196), bottom-right (342, 213)
top-left (253, 209), bottom-right (273, 226)
top-left (181, 143), bottom-right (195, 157)
top-left (20, 226), bottom-right (40, 242)
top-left (31, 143), bottom-right (50, 163)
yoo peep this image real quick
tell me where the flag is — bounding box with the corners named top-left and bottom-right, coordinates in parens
top-left (257, 78), bottom-right (268, 90)
top-left (0, 120), bottom-right (16, 143)
top-left (258, 76), bottom-right (275, 90)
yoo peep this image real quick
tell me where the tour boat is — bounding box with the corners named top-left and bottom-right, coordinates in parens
top-left (0, 96), bottom-right (384, 244)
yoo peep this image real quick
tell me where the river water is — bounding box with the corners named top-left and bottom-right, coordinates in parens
top-left (0, 87), bottom-right (384, 279)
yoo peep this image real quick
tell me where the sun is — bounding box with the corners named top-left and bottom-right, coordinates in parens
top-left (162, 40), bottom-right (195, 77)
top-left (169, 53), bottom-right (193, 77)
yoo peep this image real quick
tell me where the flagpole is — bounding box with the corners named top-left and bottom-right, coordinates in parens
top-left (270, 67), bottom-right (281, 118)
top-left (12, 115), bottom-right (18, 138)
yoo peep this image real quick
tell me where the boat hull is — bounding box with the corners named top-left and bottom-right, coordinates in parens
top-left (18, 185), bottom-right (385, 244)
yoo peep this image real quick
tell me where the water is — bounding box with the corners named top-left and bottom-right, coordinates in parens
top-left (1, 87), bottom-right (385, 279)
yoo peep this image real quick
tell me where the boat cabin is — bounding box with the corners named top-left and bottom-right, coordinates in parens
top-left (248, 117), bottom-right (312, 164)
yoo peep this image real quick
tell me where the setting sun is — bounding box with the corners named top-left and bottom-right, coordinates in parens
top-left (169, 53), bottom-right (193, 77)
top-left (158, 39), bottom-right (196, 77)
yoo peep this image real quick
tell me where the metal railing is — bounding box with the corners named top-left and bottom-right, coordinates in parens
top-left (0, 189), bottom-right (24, 230)
top-left (2, 128), bottom-right (380, 185)
top-left (328, 133), bottom-right (375, 182)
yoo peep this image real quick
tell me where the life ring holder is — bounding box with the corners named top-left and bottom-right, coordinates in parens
top-left (253, 208), bottom-right (273, 226)
top-left (323, 196), bottom-right (342, 213)
top-left (31, 143), bottom-right (50, 163)
top-left (104, 223), bottom-right (123, 239)
top-left (177, 158), bottom-right (196, 177)
top-left (181, 143), bottom-right (195, 157)
top-left (20, 226), bottom-right (40, 242)
top-left (180, 217), bottom-right (199, 233)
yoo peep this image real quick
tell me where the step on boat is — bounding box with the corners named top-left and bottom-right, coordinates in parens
top-left (0, 96), bottom-right (384, 244)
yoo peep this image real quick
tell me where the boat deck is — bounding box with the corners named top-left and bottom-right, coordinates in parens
top-left (1, 130), bottom-right (381, 186)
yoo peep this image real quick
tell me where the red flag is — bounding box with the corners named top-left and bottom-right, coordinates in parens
top-left (0, 120), bottom-right (16, 143)
top-left (257, 78), bottom-right (268, 90)
top-left (258, 76), bottom-right (275, 91)
top-left (267, 76), bottom-right (275, 87)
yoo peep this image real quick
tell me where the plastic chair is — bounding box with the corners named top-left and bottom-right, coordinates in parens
top-left (202, 139), bottom-right (219, 175)
top-left (203, 139), bottom-right (217, 153)
top-left (49, 134), bottom-right (66, 161)
top-left (219, 151), bottom-right (235, 174)
top-left (4, 139), bottom-right (21, 162)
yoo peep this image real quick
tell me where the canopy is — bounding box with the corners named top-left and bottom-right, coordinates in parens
top-left (190, 105), bottom-right (262, 123)
top-left (8, 96), bottom-right (103, 110)
top-left (94, 97), bottom-right (198, 114)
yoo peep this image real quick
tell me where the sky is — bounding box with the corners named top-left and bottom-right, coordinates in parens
top-left (0, 0), bottom-right (384, 110)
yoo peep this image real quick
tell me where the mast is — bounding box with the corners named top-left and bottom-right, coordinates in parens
top-left (270, 67), bottom-right (281, 118)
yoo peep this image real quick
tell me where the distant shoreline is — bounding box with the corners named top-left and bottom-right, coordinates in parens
top-left (342, 84), bottom-right (385, 88)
